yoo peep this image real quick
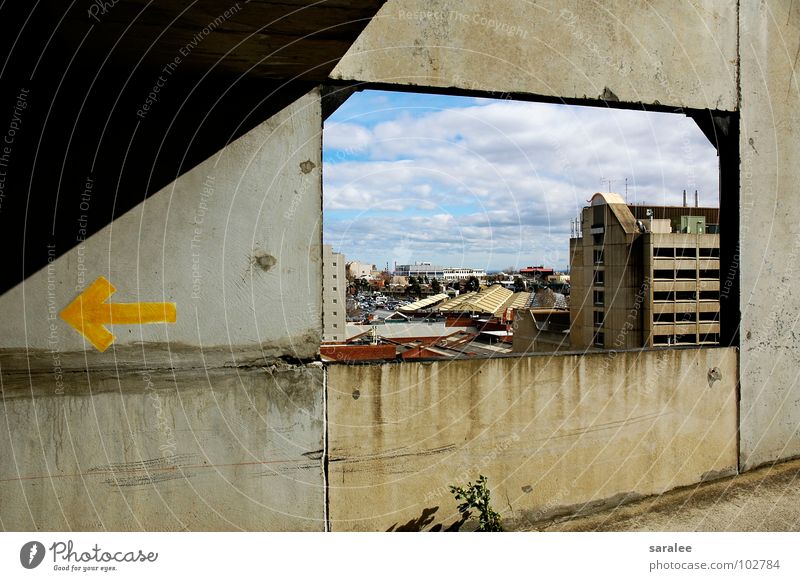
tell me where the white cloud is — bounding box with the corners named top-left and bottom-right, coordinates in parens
top-left (323, 95), bottom-right (719, 270)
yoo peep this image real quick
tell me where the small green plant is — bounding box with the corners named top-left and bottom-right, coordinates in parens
top-left (449, 475), bottom-right (503, 531)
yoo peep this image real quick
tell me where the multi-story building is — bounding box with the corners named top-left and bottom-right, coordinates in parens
top-left (569, 193), bottom-right (720, 350)
top-left (346, 260), bottom-right (376, 279)
top-left (442, 267), bottom-right (487, 281)
top-left (394, 262), bottom-right (486, 281)
top-left (322, 244), bottom-right (346, 342)
top-left (395, 262), bottom-right (445, 279)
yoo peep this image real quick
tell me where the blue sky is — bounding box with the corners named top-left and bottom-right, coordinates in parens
top-left (323, 90), bottom-right (719, 272)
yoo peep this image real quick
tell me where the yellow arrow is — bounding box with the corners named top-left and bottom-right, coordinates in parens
top-left (59, 276), bottom-right (177, 352)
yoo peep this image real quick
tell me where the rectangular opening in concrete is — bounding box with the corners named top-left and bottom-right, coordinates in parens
top-left (320, 87), bottom-right (735, 362)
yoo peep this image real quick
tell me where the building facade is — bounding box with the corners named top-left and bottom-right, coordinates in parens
top-left (346, 260), bottom-right (376, 279)
top-left (394, 262), bottom-right (486, 281)
top-left (570, 193), bottom-right (720, 350)
top-left (323, 244), bottom-right (346, 342)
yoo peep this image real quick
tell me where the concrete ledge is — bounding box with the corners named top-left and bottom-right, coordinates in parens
top-left (326, 347), bottom-right (738, 531)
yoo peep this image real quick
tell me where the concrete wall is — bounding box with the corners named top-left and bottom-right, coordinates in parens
top-left (0, 89), bottom-right (323, 370)
top-left (332, 0), bottom-right (738, 112)
top-left (327, 348), bottom-right (738, 531)
top-left (738, 1), bottom-right (800, 470)
top-left (333, 0), bottom-right (800, 472)
top-left (0, 365), bottom-right (325, 531)
top-left (0, 90), bottom-right (326, 531)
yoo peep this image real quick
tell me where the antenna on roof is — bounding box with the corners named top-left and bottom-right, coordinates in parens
top-left (683, 189), bottom-right (687, 207)
top-left (695, 190), bottom-right (699, 208)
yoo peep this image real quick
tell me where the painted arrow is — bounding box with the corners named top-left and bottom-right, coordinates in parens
top-left (59, 276), bottom-right (177, 352)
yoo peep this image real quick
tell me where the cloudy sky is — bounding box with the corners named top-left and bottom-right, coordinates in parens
top-left (323, 90), bottom-right (718, 272)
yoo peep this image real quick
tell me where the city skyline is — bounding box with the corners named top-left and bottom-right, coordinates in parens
top-left (323, 89), bottom-right (719, 271)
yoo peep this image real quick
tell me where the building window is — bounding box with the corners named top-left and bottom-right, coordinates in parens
top-left (593, 270), bottom-right (604, 286)
top-left (593, 248), bottom-right (604, 264)
top-left (333, 274), bottom-right (337, 279)
top-left (333, 323), bottom-right (338, 328)
top-left (333, 311), bottom-right (337, 316)
top-left (333, 298), bottom-right (337, 303)
top-left (594, 310), bottom-right (604, 327)
top-left (333, 287), bottom-right (337, 291)
top-left (593, 233), bottom-right (604, 245)
top-left (594, 332), bottom-right (604, 347)
top-left (593, 290), bottom-right (604, 306)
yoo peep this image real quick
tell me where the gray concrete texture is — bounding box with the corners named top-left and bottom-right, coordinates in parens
top-left (2, 0), bottom-right (800, 531)
top-left (333, 0), bottom-right (800, 479)
top-left (0, 89), bottom-right (323, 369)
top-left (327, 348), bottom-right (737, 531)
top-left (534, 457), bottom-right (800, 532)
top-left (0, 365), bottom-right (324, 531)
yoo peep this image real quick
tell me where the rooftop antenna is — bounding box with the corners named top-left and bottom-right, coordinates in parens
top-left (601, 177), bottom-right (614, 191)
top-left (683, 189), bottom-right (687, 207)
top-left (695, 190), bottom-right (699, 208)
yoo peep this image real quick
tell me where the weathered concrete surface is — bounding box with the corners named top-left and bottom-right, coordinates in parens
top-left (0, 89), bottom-right (323, 370)
top-left (533, 457), bottom-right (800, 532)
top-left (331, 0), bottom-right (737, 111)
top-left (738, 1), bottom-right (800, 470)
top-left (0, 365), bottom-right (324, 531)
top-left (327, 348), bottom-right (737, 531)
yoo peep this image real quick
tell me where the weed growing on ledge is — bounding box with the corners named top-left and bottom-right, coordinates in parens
top-left (449, 475), bottom-right (503, 531)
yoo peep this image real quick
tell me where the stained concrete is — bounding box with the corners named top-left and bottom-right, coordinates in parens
top-left (0, 365), bottom-right (324, 531)
top-left (0, 89), bottom-right (323, 369)
top-left (533, 457), bottom-right (800, 532)
top-left (738, 0), bottom-right (800, 470)
top-left (326, 348), bottom-right (738, 531)
top-left (332, 0), bottom-right (737, 111)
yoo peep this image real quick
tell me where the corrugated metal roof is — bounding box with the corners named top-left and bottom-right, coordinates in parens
top-left (438, 291), bottom-right (477, 312)
top-left (498, 292), bottom-right (532, 314)
top-left (399, 293), bottom-right (449, 313)
top-left (454, 285), bottom-right (514, 315)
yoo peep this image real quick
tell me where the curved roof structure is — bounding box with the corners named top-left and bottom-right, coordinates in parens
top-left (590, 192), bottom-right (627, 205)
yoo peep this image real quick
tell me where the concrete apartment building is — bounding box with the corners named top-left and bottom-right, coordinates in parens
top-left (323, 244), bottom-right (346, 342)
top-left (570, 193), bottom-right (720, 350)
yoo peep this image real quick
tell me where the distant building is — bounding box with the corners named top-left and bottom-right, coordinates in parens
top-left (395, 262), bottom-right (445, 279)
top-left (519, 266), bottom-right (555, 279)
top-left (346, 260), bottom-right (376, 279)
top-left (569, 193), bottom-right (720, 350)
top-left (323, 244), bottom-right (346, 342)
top-left (394, 262), bottom-right (486, 281)
top-left (442, 267), bottom-right (487, 281)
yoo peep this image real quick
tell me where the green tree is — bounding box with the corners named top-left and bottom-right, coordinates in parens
top-left (466, 276), bottom-right (480, 292)
top-left (431, 278), bottom-right (441, 294)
